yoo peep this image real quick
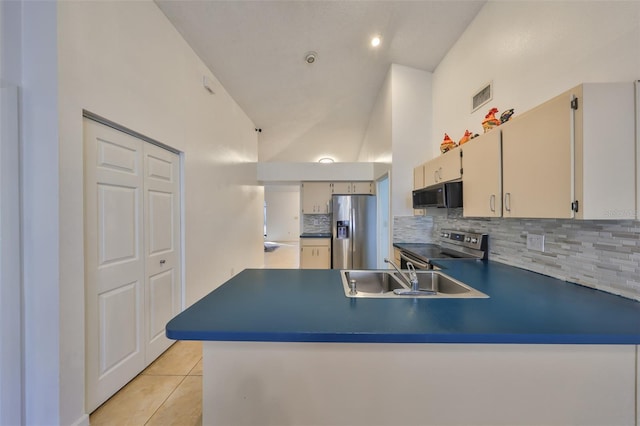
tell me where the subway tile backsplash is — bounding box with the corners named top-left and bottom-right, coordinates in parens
top-left (394, 210), bottom-right (640, 301)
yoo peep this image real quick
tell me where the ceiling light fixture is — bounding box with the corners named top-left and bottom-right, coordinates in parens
top-left (318, 157), bottom-right (334, 163)
top-left (371, 36), bottom-right (381, 47)
top-left (304, 51), bottom-right (317, 64)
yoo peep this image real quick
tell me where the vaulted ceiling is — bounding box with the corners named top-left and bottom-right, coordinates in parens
top-left (156, 0), bottom-right (486, 162)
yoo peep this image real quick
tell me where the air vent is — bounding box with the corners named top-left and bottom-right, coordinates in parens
top-left (472, 82), bottom-right (493, 112)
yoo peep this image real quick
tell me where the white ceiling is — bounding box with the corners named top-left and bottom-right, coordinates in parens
top-left (155, 0), bottom-right (486, 162)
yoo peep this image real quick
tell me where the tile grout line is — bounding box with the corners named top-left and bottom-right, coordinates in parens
top-left (143, 373), bottom-right (190, 426)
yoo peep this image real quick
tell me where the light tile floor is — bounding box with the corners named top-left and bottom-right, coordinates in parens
top-left (89, 241), bottom-right (299, 425)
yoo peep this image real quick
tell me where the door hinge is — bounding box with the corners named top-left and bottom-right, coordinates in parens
top-left (570, 97), bottom-right (579, 110)
top-left (460, 167), bottom-right (463, 175)
top-left (571, 200), bottom-right (579, 212)
top-left (460, 150), bottom-right (463, 158)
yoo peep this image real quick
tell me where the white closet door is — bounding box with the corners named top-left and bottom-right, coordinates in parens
top-left (84, 118), bottom-right (183, 412)
top-left (143, 143), bottom-right (181, 364)
top-left (84, 119), bottom-right (145, 412)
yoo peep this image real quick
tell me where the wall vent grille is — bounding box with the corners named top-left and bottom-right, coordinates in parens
top-left (472, 82), bottom-right (493, 112)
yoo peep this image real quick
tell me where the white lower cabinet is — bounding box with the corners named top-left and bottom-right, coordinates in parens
top-left (300, 238), bottom-right (331, 269)
top-left (203, 342), bottom-right (638, 426)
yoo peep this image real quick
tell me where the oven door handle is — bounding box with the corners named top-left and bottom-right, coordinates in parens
top-left (399, 252), bottom-right (430, 269)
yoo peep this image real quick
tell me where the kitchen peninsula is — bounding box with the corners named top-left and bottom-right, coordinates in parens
top-left (166, 261), bottom-right (640, 425)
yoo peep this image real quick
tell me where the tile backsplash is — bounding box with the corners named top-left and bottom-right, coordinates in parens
top-left (302, 214), bottom-right (332, 234)
top-left (393, 215), bottom-right (436, 243)
top-left (394, 209), bottom-right (640, 301)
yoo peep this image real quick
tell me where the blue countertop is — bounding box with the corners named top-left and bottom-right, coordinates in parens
top-left (166, 261), bottom-right (640, 344)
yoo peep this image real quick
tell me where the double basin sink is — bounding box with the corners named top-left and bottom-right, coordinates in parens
top-left (341, 269), bottom-right (488, 299)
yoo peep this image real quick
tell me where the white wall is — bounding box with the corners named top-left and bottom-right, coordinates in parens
top-left (258, 161), bottom-right (384, 182)
top-left (359, 68), bottom-right (392, 163)
top-left (390, 64), bottom-right (433, 216)
top-left (0, 3), bottom-right (23, 425)
top-left (21, 1), bottom-right (61, 424)
top-left (13, 1), bottom-right (267, 424)
top-left (432, 1), bottom-right (640, 158)
top-left (359, 64), bottom-right (433, 218)
top-left (264, 185), bottom-right (300, 241)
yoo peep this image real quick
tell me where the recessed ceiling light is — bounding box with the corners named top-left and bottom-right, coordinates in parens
top-left (371, 36), bottom-right (381, 47)
top-left (318, 157), bottom-right (334, 163)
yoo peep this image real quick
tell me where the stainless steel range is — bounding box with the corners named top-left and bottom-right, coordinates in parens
top-left (397, 229), bottom-right (488, 270)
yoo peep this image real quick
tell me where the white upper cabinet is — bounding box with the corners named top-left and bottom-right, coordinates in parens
top-left (500, 82), bottom-right (636, 219)
top-left (422, 147), bottom-right (462, 187)
top-left (461, 130), bottom-right (502, 218)
top-left (301, 182), bottom-right (332, 214)
top-left (331, 181), bottom-right (375, 195)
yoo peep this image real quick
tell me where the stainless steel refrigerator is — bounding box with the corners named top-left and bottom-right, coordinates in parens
top-left (332, 194), bottom-right (377, 269)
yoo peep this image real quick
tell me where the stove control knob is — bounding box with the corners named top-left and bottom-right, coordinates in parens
top-left (471, 238), bottom-right (478, 244)
top-left (443, 233), bottom-right (449, 238)
top-left (465, 237), bottom-right (471, 243)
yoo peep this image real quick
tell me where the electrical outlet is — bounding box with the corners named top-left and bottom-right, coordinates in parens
top-left (526, 233), bottom-right (545, 252)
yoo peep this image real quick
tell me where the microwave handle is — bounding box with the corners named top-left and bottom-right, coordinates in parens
top-left (400, 252), bottom-right (429, 269)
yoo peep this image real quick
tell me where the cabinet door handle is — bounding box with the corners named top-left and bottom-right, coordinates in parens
top-left (504, 193), bottom-right (511, 212)
top-left (489, 195), bottom-right (495, 212)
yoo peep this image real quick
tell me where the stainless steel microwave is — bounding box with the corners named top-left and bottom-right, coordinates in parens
top-left (412, 181), bottom-right (463, 209)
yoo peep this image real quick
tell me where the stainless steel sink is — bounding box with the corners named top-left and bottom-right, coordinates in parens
top-left (342, 270), bottom-right (407, 295)
top-left (341, 270), bottom-right (488, 299)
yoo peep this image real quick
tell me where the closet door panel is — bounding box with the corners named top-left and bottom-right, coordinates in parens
top-left (85, 119), bottom-right (145, 412)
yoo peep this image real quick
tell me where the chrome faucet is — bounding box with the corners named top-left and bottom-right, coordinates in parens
top-left (384, 258), bottom-right (419, 291)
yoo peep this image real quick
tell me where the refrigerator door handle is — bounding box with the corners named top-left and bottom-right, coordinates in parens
top-left (351, 207), bottom-right (356, 267)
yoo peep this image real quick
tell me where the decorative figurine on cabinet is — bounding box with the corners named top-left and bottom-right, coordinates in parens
top-left (500, 108), bottom-right (515, 123)
top-left (482, 107), bottom-right (501, 133)
top-left (458, 130), bottom-right (472, 146)
top-left (440, 133), bottom-right (458, 153)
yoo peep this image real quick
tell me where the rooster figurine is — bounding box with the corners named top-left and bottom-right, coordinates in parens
top-left (458, 129), bottom-right (472, 146)
top-left (482, 107), bottom-right (500, 133)
top-left (500, 108), bottom-right (515, 123)
top-left (440, 133), bottom-right (458, 153)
